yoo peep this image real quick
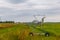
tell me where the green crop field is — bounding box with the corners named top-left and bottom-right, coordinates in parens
top-left (0, 22), bottom-right (60, 40)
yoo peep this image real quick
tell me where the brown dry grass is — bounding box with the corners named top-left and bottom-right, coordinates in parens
top-left (0, 23), bottom-right (16, 28)
top-left (18, 27), bottom-right (30, 40)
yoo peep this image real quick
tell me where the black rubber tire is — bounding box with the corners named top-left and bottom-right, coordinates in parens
top-left (45, 32), bottom-right (50, 37)
top-left (29, 32), bottom-right (33, 36)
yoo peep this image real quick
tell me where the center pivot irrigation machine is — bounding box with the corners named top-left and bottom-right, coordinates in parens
top-left (26, 15), bottom-right (56, 37)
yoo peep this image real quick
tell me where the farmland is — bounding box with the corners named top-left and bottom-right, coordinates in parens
top-left (0, 22), bottom-right (60, 40)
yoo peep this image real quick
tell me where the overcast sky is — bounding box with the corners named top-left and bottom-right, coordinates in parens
top-left (0, 0), bottom-right (60, 22)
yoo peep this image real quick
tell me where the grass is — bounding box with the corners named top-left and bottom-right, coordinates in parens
top-left (0, 22), bottom-right (60, 40)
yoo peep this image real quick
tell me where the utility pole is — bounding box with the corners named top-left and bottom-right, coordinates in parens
top-left (41, 16), bottom-right (46, 28)
top-left (33, 15), bottom-right (46, 28)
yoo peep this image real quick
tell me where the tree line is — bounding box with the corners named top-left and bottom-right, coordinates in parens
top-left (0, 21), bottom-right (14, 23)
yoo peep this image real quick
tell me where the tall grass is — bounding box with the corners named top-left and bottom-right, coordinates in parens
top-left (0, 23), bottom-right (60, 40)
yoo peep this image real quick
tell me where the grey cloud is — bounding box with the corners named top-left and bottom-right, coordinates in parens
top-left (0, 7), bottom-right (60, 22)
top-left (0, 7), bottom-right (23, 16)
top-left (0, 7), bottom-right (60, 16)
top-left (6, 0), bottom-right (27, 4)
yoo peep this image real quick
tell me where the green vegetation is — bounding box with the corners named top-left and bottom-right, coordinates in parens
top-left (0, 22), bottom-right (60, 40)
